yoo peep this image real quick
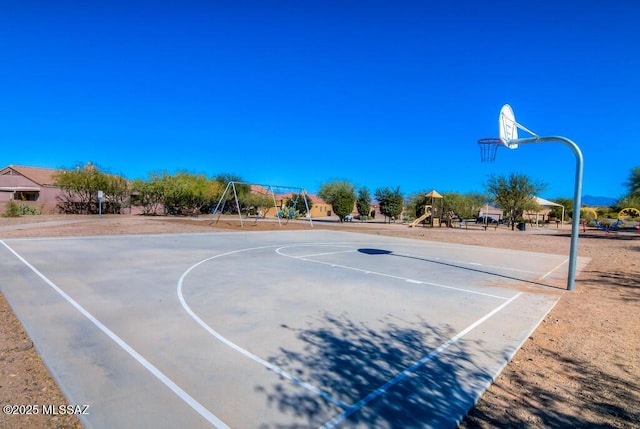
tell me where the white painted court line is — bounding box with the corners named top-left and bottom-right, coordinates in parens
top-left (5, 234), bottom-right (559, 427)
top-left (275, 245), bottom-right (511, 300)
top-left (390, 251), bottom-right (547, 277)
top-left (178, 241), bottom-right (525, 424)
top-left (177, 240), bottom-right (517, 416)
top-left (297, 249), bottom-right (357, 258)
top-left (539, 258), bottom-right (569, 280)
top-left (319, 292), bottom-right (524, 429)
top-left (177, 244), bottom-right (352, 410)
top-left (280, 242), bottom-right (569, 285)
top-left (0, 240), bottom-right (231, 429)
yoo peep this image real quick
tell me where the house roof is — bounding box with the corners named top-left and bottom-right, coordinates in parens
top-left (249, 184), bottom-right (270, 194)
top-left (245, 185), bottom-right (326, 204)
top-left (306, 193), bottom-right (326, 204)
top-left (275, 191), bottom-right (326, 204)
top-left (1, 165), bottom-right (59, 186)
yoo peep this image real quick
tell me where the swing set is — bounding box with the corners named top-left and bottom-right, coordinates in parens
top-left (208, 181), bottom-right (313, 228)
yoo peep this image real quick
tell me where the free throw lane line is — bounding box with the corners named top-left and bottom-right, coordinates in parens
top-left (275, 245), bottom-right (511, 300)
top-left (319, 292), bottom-right (524, 428)
top-left (1, 240), bottom-right (230, 429)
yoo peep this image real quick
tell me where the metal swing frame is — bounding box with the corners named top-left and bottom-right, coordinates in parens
top-left (209, 181), bottom-right (313, 228)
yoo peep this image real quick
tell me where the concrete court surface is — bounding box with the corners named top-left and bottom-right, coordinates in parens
top-left (0, 229), bottom-right (590, 428)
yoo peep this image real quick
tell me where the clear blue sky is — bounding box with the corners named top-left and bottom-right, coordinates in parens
top-left (2, 1), bottom-right (639, 200)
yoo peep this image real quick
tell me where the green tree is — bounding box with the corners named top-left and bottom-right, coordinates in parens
top-left (53, 162), bottom-right (128, 214)
top-left (411, 193), bottom-right (431, 219)
top-left (441, 192), bottom-right (488, 221)
top-left (242, 191), bottom-right (274, 216)
top-left (486, 173), bottom-right (547, 230)
top-left (287, 193), bottom-right (313, 215)
top-left (215, 173), bottom-right (244, 186)
top-left (131, 173), bottom-right (165, 215)
top-left (616, 195), bottom-right (640, 212)
top-left (356, 187), bottom-right (371, 220)
top-left (53, 162), bottom-right (102, 214)
top-left (103, 174), bottom-right (130, 214)
top-left (613, 165), bottom-right (640, 220)
top-left (214, 174), bottom-right (250, 214)
top-left (132, 171), bottom-right (223, 216)
top-left (318, 180), bottom-right (356, 222)
top-left (549, 197), bottom-right (574, 222)
top-left (161, 173), bottom-right (188, 214)
top-left (405, 191), bottom-right (429, 222)
top-left (623, 166), bottom-right (640, 198)
top-left (163, 172), bottom-right (223, 215)
top-left (375, 186), bottom-right (404, 224)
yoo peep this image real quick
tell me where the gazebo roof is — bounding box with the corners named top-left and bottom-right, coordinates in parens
top-left (534, 196), bottom-right (563, 207)
top-left (425, 190), bottom-right (443, 199)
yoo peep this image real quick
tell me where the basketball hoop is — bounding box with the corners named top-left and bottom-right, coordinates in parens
top-left (477, 103), bottom-right (584, 291)
top-left (478, 138), bottom-right (502, 162)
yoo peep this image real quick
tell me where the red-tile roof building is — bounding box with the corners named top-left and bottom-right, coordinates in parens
top-left (0, 165), bottom-right (62, 213)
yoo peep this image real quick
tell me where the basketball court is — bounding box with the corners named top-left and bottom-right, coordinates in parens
top-left (0, 229), bottom-right (590, 428)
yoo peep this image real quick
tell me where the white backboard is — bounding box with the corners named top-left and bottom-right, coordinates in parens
top-left (499, 104), bottom-right (518, 149)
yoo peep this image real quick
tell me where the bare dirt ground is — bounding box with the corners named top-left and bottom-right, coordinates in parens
top-left (0, 215), bottom-right (638, 428)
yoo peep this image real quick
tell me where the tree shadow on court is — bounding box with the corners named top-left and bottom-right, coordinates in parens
top-left (255, 312), bottom-right (503, 428)
top-left (357, 248), bottom-right (562, 289)
top-left (460, 343), bottom-right (640, 428)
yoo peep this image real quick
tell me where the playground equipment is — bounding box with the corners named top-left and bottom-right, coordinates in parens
top-left (580, 207), bottom-right (598, 220)
top-left (209, 181), bottom-right (313, 228)
top-left (426, 190), bottom-right (443, 226)
top-left (482, 104), bottom-right (584, 291)
top-left (618, 207), bottom-right (640, 219)
top-left (409, 205), bottom-right (432, 227)
top-left (594, 219), bottom-right (623, 232)
top-left (408, 190), bottom-right (444, 227)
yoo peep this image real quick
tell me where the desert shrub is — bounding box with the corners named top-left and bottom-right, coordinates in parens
top-left (596, 207), bottom-right (614, 218)
top-left (4, 200), bottom-right (20, 217)
top-left (19, 204), bottom-right (41, 215)
top-left (3, 201), bottom-right (42, 217)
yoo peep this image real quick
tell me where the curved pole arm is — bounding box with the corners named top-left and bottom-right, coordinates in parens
top-left (508, 136), bottom-right (584, 291)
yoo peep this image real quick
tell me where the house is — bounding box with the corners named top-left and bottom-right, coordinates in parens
top-left (247, 185), bottom-right (332, 218)
top-left (0, 167), bottom-right (338, 219)
top-left (0, 165), bottom-right (62, 214)
top-left (283, 192), bottom-right (333, 218)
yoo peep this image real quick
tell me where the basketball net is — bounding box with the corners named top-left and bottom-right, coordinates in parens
top-left (478, 138), bottom-right (501, 163)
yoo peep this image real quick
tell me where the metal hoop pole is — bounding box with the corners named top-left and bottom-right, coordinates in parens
top-left (507, 135), bottom-right (583, 291)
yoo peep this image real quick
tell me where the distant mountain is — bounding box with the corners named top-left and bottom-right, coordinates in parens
top-left (582, 195), bottom-right (618, 207)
